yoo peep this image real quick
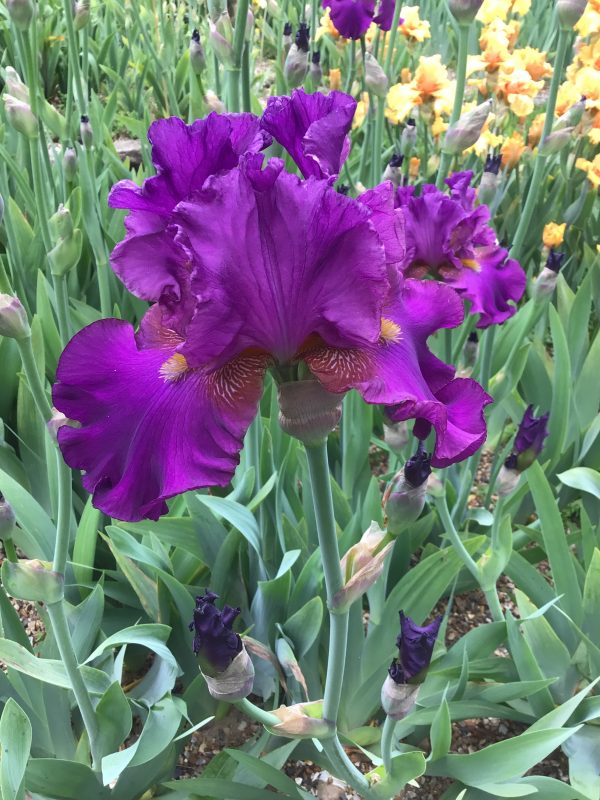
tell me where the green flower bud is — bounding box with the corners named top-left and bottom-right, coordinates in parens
top-left (556, 0), bottom-right (587, 28)
top-left (554, 97), bottom-right (586, 130)
top-left (443, 100), bottom-right (493, 155)
top-left (364, 53), bottom-right (388, 98)
top-left (1, 559), bottom-right (64, 604)
top-left (0, 497), bottom-right (16, 540)
top-left (284, 43), bottom-right (309, 89)
top-left (63, 147), bottom-right (78, 181)
top-left (190, 29), bottom-right (206, 75)
top-left (210, 14), bottom-right (235, 67)
top-left (539, 126), bottom-right (574, 155)
top-left (0, 294), bottom-right (31, 340)
top-left (267, 700), bottom-right (334, 739)
top-left (4, 67), bottom-right (29, 102)
top-left (400, 119), bottom-right (417, 157)
top-left (80, 115), bottom-right (93, 148)
top-left (333, 522), bottom-right (394, 613)
top-left (447, 0), bottom-right (484, 24)
top-left (4, 95), bottom-right (38, 138)
top-left (73, 0), bottom-right (90, 30)
top-left (7, 0), bottom-right (34, 31)
top-left (48, 205), bottom-right (82, 277)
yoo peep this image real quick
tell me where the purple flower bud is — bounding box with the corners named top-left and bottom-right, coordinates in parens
top-left (556, 0), bottom-right (587, 28)
top-left (383, 445), bottom-right (430, 534)
top-left (284, 43), bottom-right (309, 88)
top-left (464, 330), bottom-right (479, 368)
top-left (484, 154), bottom-right (502, 175)
top-left (443, 100), bottom-right (493, 155)
top-left (404, 443), bottom-right (432, 488)
top-left (546, 250), bottom-right (565, 274)
top-left (0, 294), bottom-right (31, 340)
top-left (400, 119), bottom-right (417, 157)
top-left (388, 611), bottom-right (442, 684)
top-left (63, 147), bottom-right (78, 181)
top-left (310, 50), bottom-right (322, 85)
top-left (189, 590), bottom-right (243, 674)
top-left (447, 0), bottom-right (484, 23)
top-left (295, 22), bottom-right (310, 52)
top-left (504, 405), bottom-right (549, 472)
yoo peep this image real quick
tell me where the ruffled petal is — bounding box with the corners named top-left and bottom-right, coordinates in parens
top-left (324, 0), bottom-right (375, 39)
top-left (306, 279), bottom-right (492, 465)
top-left (108, 114), bottom-right (267, 302)
top-left (447, 247), bottom-right (526, 328)
top-left (174, 161), bottom-right (388, 366)
top-left (53, 319), bottom-right (267, 521)
top-left (397, 189), bottom-right (467, 272)
top-left (373, 0), bottom-right (395, 29)
top-left (261, 89), bottom-right (356, 180)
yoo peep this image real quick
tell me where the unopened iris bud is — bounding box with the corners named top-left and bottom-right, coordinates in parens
top-left (63, 146), bottom-right (78, 180)
top-left (382, 444), bottom-right (431, 534)
top-left (556, 0), bottom-right (587, 28)
top-left (295, 22), bottom-right (310, 52)
top-left (190, 590), bottom-right (254, 702)
top-left (447, 0), bottom-right (484, 24)
top-left (464, 330), bottom-right (479, 368)
top-left (73, 0), bottom-right (90, 30)
top-left (539, 126), bottom-right (574, 155)
top-left (4, 96), bottom-right (37, 138)
top-left (382, 153), bottom-right (404, 188)
top-left (209, 16), bottom-right (235, 67)
top-left (267, 700), bottom-right (333, 738)
top-left (478, 153), bottom-right (502, 206)
top-left (499, 405), bottom-right (549, 494)
top-left (278, 379), bottom-right (342, 444)
top-left (1, 558), bottom-right (64, 604)
top-left (534, 251), bottom-right (564, 301)
top-left (190, 29), bottom-right (206, 74)
top-left (333, 522), bottom-right (394, 613)
top-left (364, 52), bottom-right (388, 97)
top-left (400, 118), bottom-right (417, 157)
top-left (0, 294), bottom-right (30, 340)
top-left (285, 44), bottom-right (309, 88)
top-left (7, 0), bottom-right (34, 30)
top-left (382, 611), bottom-right (441, 719)
top-left (554, 97), bottom-right (586, 130)
top-left (564, 181), bottom-right (589, 225)
top-left (4, 67), bottom-right (29, 102)
top-left (80, 114), bottom-right (93, 147)
top-left (48, 205), bottom-right (82, 277)
top-left (207, 0), bottom-right (227, 22)
top-left (204, 89), bottom-right (225, 112)
top-left (0, 497), bottom-right (16, 540)
top-left (310, 50), bottom-right (322, 85)
top-left (283, 21), bottom-right (293, 50)
top-left (444, 100), bottom-right (493, 155)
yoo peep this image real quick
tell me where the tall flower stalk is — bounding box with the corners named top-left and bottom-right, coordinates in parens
top-left (435, 22), bottom-right (470, 189)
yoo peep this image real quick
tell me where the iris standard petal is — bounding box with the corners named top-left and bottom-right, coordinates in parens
top-left (261, 89), bottom-right (356, 180)
top-left (324, 0), bottom-right (376, 39)
top-left (53, 318), bottom-right (268, 521)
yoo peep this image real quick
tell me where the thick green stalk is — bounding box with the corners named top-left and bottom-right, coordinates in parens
top-left (47, 601), bottom-right (101, 770)
top-left (435, 23), bottom-right (470, 190)
top-left (381, 715), bottom-right (396, 774)
top-left (510, 30), bottom-right (570, 262)
top-left (61, 0), bottom-right (87, 113)
top-left (322, 738), bottom-right (374, 798)
top-left (305, 440), bottom-right (347, 724)
top-left (344, 39), bottom-right (357, 94)
top-left (383, 1), bottom-right (403, 79)
top-left (235, 697), bottom-right (279, 727)
top-left (241, 43), bottom-right (252, 112)
top-left (227, 68), bottom-right (241, 112)
top-left (53, 450), bottom-right (73, 575)
top-left (2, 538), bottom-right (18, 563)
top-left (372, 98), bottom-right (386, 187)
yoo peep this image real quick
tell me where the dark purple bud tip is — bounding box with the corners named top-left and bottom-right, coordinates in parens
top-left (80, 114), bottom-right (89, 123)
top-left (192, 28), bottom-right (200, 43)
top-left (390, 611), bottom-right (442, 684)
top-left (312, 49), bottom-right (321, 64)
top-left (404, 442), bottom-right (431, 488)
top-left (505, 405), bottom-right (549, 472)
top-left (468, 331), bottom-right (479, 343)
top-left (295, 22), bottom-right (310, 51)
top-left (189, 589), bottom-right (242, 674)
top-left (484, 153), bottom-right (502, 174)
top-left (389, 152), bottom-right (404, 168)
top-left (546, 250), bottom-right (565, 273)
top-left (283, 21), bottom-right (292, 36)
top-left (336, 183), bottom-right (350, 195)
top-left (407, 118), bottom-right (416, 127)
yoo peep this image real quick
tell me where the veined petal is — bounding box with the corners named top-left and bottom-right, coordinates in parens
top-left (373, 0), bottom-right (395, 29)
top-left (447, 247), bottom-right (526, 328)
top-left (174, 163), bottom-right (388, 367)
top-left (261, 89), bottom-right (356, 180)
top-left (52, 319), bottom-right (267, 521)
top-left (324, 0), bottom-right (376, 39)
top-left (307, 279), bottom-right (491, 466)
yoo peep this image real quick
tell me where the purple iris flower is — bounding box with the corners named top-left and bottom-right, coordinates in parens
top-left (389, 611), bottom-right (442, 684)
top-left (505, 405), bottom-right (549, 472)
top-left (261, 89), bottom-right (356, 181)
top-left (396, 171), bottom-right (526, 328)
top-left (53, 94), bottom-right (492, 523)
top-left (323, 0), bottom-right (397, 39)
top-left (189, 590), bottom-right (242, 673)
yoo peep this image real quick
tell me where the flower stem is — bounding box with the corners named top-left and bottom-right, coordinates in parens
top-left (435, 495), bottom-right (480, 584)
top-left (384, 1), bottom-right (403, 80)
top-left (304, 440), bottom-right (347, 724)
top-left (435, 23), bottom-right (470, 190)
top-left (241, 43), bottom-right (252, 112)
top-left (227, 68), bottom-right (241, 112)
top-left (235, 697), bottom-right (279, 727)
top-left (47, 601), bottom-right (101, 770)
top-left (381, 714), bottom-right (396, 773)
top-left (2, 537), bottom-right (18, 563)
top-left (321, 737), bottom-right (374, 798)
top-left (510, 29), bottom-right (570, 263)
top-left (344, 39), bottom-right (357, 94)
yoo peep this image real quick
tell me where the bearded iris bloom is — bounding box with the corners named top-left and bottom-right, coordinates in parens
top-left (322, 0), bottom-right (397, 39)
top-left (396, 171), bottom-right (526, 328)
top-left (388, 611), bottom-right (442, 684)
top-left (53, 89), bottom-right (491, 523)
top-left (190, 590), bottom-right (242, 673)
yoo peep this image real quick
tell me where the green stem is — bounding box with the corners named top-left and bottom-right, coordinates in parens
top-left (381, 715), bottom-right (396, 774)
top-left (322, 737), bottom-right (374, 798)
top-left (47, 601), bottom-right (101, 770)
top-left (344, 39), bottom-right (357, 94)
top-left (435, 23), bottom-right (470, 190)
top-left (226, 68), bottom-right (241, 112)
top-left (233, 0), bottom-right (250, 66)
top-left (510, 29), bottom-right (570, 263)
top-left (483, 588), bottom-right (504, 622)
top-left (478, 324), bottom-right (496, 392)
top-left (372, 97), bottom-right (385, 187)
top-left (435, 495), bottom-right (479, 584)
top-left (53, 451), bottom-right (73, 575)
top-left (2, 538), bottom-right (18, 563)
top-left (241, 43), bottom-right (252, 112)
top-left (304, 440), bottom-right (347, 724)
top-left (61, 0), bottom-right (87, 113)
top-left (235, 697), bottom-right (279, 727)
top-left (16, 338), bottom-right (53, 423)
top-left (383, 1), bottom-right (403, 80)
